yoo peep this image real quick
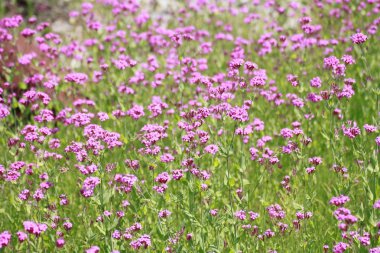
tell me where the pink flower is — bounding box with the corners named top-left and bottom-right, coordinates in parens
top-left (56, 237), bottom-right (65, 248)
top-left (23, 221), bottom-right (47, 236)
top-left (234, 210), bottom-right (246, 220)
top-left (249, 211), bottom-right (259, 221)
top-left (158, 209), bottom-right (171, 218)
top-left (373, 199), bottom-right (380, 209)
top-left (333, 242), bottom-right (349, 253)
top-left (155, 172), bottom-right (170, 184)
top-left (310, 77), bottom-right (322, 88)
top-left (86, 246), bottom-right (100, 253)
top-left (364, 124), bottom-right (377, 133)
top-left (127, 104), bottom-right (145, 120)
top-left (306, 167), bottom-right (316, 174)
top-left (210, 209), bottom-right (218, 216)
top-left (351, 33), bottom-right (367, 44)
top-left (342, 121), bottom-right (361, 139)
top-left (160, 153), bottom-right (174, 163)
top-left (64, 73), bottom-right (88, 85)
top-left (280, 128), bottom-right (294, 138)
top-left (228, 107), bottom-right (248, 122)
top-left (309, 157), bottom-right (322, 165)
top-left (267, 204), bottom-right (285, 219)
top-left (80, 177), bottom-right (101, 198)
top-left (130, 234), bottom-right (151, 249)
top-left (0, 231), bottom-right (11, 248)
top-left (16, 231), bottom-right (27, 242)
top-left (204, 144), bottom-right (219, 155)
top-left (0, 104), bottom-right (10, 119)
top-left (341, 55), bottom-right (355, 65)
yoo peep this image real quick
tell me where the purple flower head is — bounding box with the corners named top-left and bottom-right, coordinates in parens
top-left (364, 124), bottom-right (377, 133)
top-left (267, 204), bottom-right (285, 219)
top-left (370, 248), bottom-right (380, 253)
top-left (64, 73), bottom-right (88, 85)
top-left (280, 128), bottom-right (294, 139)
top-left (130, 234), bottom-right (151, 249)
top-left (155, 172), bottom-right (170, 184)
top-left (228, 106), bottom-right (248, 122)
top-left (0, 231), bottom-right (11, 248)
top-left (204, 144), bottom-right (219, 155)
top-left (374, 199), bottom-right (380, 209)
top-left (234, 210), bottom-right (246, 220)
top-left (351, 33), bottom-right (367, 44)
top-left (23, 221), bottom-right (47, 236)
top-left (16, 231), bottom-right (27, 242)
top-left (310, 77), bottom-right (322, 88)
top-left (86, 246), bottom-right (100, 253)
top-left (158, 209), bottom-right (172, 218)
top-left (342, 121), bottom-right (361, 139)
top-left (160, 153), bottom-right (174, 163)
top-left (56, 237), bottom-right (65, 248)
top-left (333, 242), bottom-right (349, 253)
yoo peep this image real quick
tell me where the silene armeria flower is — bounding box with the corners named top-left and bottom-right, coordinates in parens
top-left (351, 33), bottom-right (367, 44)
top-left (64, 73), bottom-right (88, 85)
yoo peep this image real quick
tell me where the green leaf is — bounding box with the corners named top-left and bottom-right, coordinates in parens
top-left (94, 223), bottom-right (106, 235)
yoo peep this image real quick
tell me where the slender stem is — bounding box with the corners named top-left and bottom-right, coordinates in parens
top-left (225, 122), bottom-right (238, 243)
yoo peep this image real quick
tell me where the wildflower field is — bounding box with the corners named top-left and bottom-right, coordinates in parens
top-left (0, 0), bottom-right (379, 252)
